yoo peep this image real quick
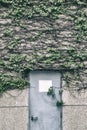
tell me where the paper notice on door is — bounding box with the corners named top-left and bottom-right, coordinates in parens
top-left (39, 80), bottom-right (52, 92)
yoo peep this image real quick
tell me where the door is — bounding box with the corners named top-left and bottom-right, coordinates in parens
top-left (29, 71), bottom-right (61, 130)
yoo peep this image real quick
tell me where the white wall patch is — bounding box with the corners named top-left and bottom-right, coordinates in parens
top-left (39, 80), bottom-right (52, 92)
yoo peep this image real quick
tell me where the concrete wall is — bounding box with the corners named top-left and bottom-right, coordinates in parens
top-left (63, 89), bottom-right (87, 130)
top-left (0, 78), bottom-right (87, 130)
top-left (0, 89), bottom-right (29, 130)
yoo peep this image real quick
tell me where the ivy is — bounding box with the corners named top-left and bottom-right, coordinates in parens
top-left (0, 0), bottom-right (12, 7)
top-left (0, 74), bottom-right (28, 95)
top-left (0, 0), bottom-right (87, 94)
top-left (47, 86), bottom-right (64, 107)
top-left (8, 38), bottom-right (21, 50)
top-left (74, 10), bottom-right (87, 42)
top-left (3, 28), bottom-right (13, 37)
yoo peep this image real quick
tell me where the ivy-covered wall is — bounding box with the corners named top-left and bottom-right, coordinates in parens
top-left (0, 0), bottom-right (87, 94)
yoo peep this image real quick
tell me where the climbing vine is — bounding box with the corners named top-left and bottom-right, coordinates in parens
top-left (0, 0), bottom-right (87, 94)
top-left (47, 86), bottom-right (64, 107)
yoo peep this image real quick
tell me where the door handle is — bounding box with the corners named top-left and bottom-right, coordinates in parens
top-left (31, 116), bottom-right (38, 121)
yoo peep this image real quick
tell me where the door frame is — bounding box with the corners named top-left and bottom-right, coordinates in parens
top-left (28, 70), bottom-right (62, 130)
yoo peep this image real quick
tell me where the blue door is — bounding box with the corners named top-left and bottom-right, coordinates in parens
top-left (29, 71), bottom-right (61, 130)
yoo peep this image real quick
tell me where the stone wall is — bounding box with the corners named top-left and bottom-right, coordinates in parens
top-left (0, 1), bottom-right (87, 130)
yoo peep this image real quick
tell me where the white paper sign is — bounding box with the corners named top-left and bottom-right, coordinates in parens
top-left (39, 80), bottom-right (52, 92)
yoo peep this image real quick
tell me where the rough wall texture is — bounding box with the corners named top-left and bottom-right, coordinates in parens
top-left (0, 89), bottom-right (29, 130)
top-left (0, 1), bottom-right (87, 130)
top-left (63, 89), bottom-right (87, 130)
top-left (0, 4), bottom-right (87, 71)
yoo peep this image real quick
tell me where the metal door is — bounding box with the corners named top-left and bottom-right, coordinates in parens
top-left (29, 71), bottom-right (61, 130)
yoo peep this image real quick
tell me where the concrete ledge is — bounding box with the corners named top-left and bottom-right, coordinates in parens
top-left (63, 89), bottom-right (87, 105)
top-left (0, 89), bottom-right (29, 106)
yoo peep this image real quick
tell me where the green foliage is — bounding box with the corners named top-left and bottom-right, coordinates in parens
top-left (0, 0), bottom-right (12, 7)
top-left (0, 74), bottom-right (28, 95)
top-left (8, 54), bottom-right (28, 72)
top-left (8, 39), bottom-right (20, 50)
top-left (3, 28), bottom-right (13, 37)
top-left (0, 60), bottom-right (5, 66)
top-left (74, 10), bottom-right (87, 42)
top-left (47, 87), bottom-right (64, 107)
top-left (7, 0), bottom-right (67, 19)
top-left (0, 0), bottom-right (87, 94)
top-left (47, 87), bottom-right (55, 98)
top-left (56, 100), bottom-right (64, 107)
